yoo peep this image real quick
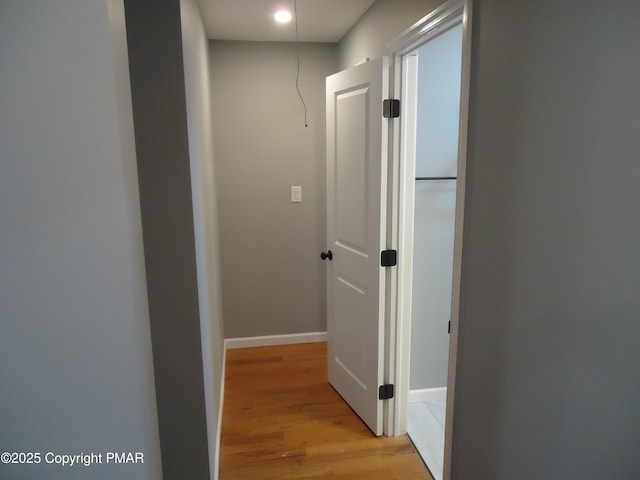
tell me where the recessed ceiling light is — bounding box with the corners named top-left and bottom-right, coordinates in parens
top-left (274, 9), bottom-right (292, 23)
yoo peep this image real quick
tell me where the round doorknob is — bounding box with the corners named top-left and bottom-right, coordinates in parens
top-left (320, 250), bottom-right (333, 261)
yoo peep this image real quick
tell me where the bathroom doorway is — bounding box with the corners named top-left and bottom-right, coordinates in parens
top-left (389, 1), bottom-right (471, 479)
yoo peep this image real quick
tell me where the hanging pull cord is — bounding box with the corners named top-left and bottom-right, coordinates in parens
top-left (294, 0), bottom-right (308, 127)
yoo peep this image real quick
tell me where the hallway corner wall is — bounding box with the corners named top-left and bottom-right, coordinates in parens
top-left (124, 0), bottom-right (212, 477)
top-left (180, 0), bottom-right (226, 477)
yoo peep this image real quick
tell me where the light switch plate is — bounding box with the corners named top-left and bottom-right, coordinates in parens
top-left (291, 185), bottom-right (302, 203)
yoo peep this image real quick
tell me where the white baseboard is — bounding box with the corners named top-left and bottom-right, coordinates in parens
top-left (213, 349), bottom-right (226, 480)
top-left (224, 331), bottom-right (328, 350)
top-left (409, 387), bottom-right (447, 404)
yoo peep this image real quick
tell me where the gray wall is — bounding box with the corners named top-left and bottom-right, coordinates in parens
top-left (124, 0), bottom-right (211, 478)
top-left (0, 1), bottom-right (162, 478)
top-left (338, 0), bottom-right (445, 70)
top-left (209, 41), bottom-right (337, 339)
top-left (452, 1), bottom-right (640, 478)
top-left (180, 0), bottom-right (225, 476)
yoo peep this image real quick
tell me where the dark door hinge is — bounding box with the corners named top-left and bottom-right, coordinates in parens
top-left (383, 99), bottom-right (400, 118)
top-left (448, 320), bottom-right (451, 334)
top-left (379, 384), bottom-right (394, 400)
top-left (381, 249), bottom-right (397, 267)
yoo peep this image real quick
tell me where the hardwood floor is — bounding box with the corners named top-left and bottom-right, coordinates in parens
top-left (219, 342), bottom-right (432, 480)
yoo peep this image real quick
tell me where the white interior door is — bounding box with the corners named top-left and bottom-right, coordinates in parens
top-left (324, 57), bottom-right (388, 436)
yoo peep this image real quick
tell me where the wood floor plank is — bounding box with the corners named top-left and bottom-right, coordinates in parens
top-left (219, 342), bottom-right (432, 480)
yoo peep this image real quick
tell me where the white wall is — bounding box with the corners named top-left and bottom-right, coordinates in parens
top-left (338, 0), bottom-right (445, 69)
top-left (209, 41), bottom-right (338, 339)
top-left (410, 23), bottom-right (463, 390)
top-left (180, 0), bottom-right (225, 476)
top-left (0, 1), bottom-right (162, 478)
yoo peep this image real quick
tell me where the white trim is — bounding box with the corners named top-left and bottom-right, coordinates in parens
top-left (409, 387), bottom-right (447, 404)
top-left (389, 0), bottom-right (466, 56)
top-left (224, 331), bottom-right (328, 349)
top-left (443, 2), bottom-right (473, 479)
top-left (383, 54), bottom-right (402, 436)
top-left (389, 0), bottom-right (467, 437)
top-left (386, 1), bottom-right (473, 479)
top-left (385, 50), bottom-right (420, 437)
top-left (213, 348), bottom-right (226, 480)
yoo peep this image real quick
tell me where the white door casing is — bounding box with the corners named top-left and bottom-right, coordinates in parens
top-left (325, 57), bottom-right (389, 436)
top-left (388, 0), bottom-right (473, 478)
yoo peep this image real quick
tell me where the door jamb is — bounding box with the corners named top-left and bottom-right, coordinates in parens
top-left (385, 1), bottom-right (473, 478)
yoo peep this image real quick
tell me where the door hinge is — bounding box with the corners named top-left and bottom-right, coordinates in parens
top-left (379, 384), bottom-right (395, 400)
top-left (383, 99), bottom-right (400, 118)
top-left (448, 320), bottom-right (451, 334)
top-left (381, 249), bottom-right (397, 267)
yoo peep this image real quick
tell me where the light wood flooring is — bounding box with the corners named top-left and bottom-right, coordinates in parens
top-left (219, 342), bottom-right (432, 480)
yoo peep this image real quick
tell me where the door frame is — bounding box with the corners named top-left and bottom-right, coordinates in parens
top-left (385, 0), bottom-right (473, 478)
